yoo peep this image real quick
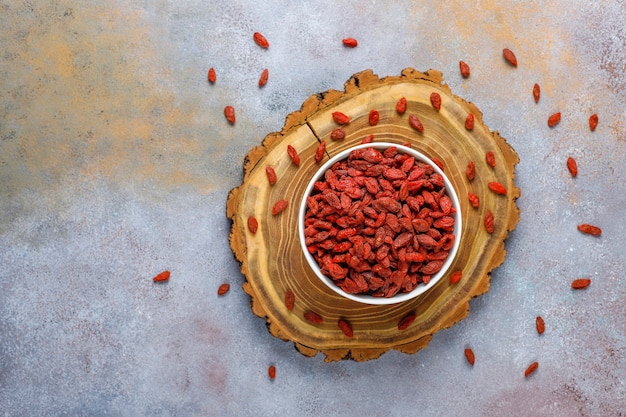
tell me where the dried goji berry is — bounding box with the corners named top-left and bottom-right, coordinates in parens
top-left (548, 112), bottom-right (561, 128)
top-left (337, 319), bottom-right (353, 338)
top-left (152, 270), bottom-right (170, 282)
top-left (287, 145), bottom-right (300, 166)
top-left (396, 97), bottom-right (407, 115)
top-left (577, 223), bottom-right (601, 236)
top-left (208, 67), bottom-right (216, 84)
top-left (342, 37), bottom-right (358, 48)
top-left (571, 278), bottom-right (591, 289)
top-left (589, 113), bottom-right (598, 131)
top-left (464, 348), bottom-right (475, 366)
top-left (315, 141), bottom-right (326, 163)
top-left (466, 161), bottom-right (476, 181)
top-left (397, 312), bottom-right (416, 330)
top-left (484, 210), bottom-right (494, 234)
top-left (430, 92), bottom-right (442, 111)
top-left (533, 83), bottom-right (540, 103)
top-left (524, 361), bottom-right (538, 377)
top-left (369, 109), bottom-right (379, 126)
top-left (449, 270), bottom-right (462, 285)
top-left (331, 128), bottom-right (346, 141)
top-left (284, 289), bottom-right (295, 311)
top-left (361, 134), bottom-right (374, 144)
top-left (409, 114), bottom-right (424, 132)
top-left (217, 283), bottom-right (230, 296)
top-left (332, 111), bottom-right (350, 125)
top-left (488, 181), bottom-right (507, 195)
top-left (253, 32), bottom-right (269, 48)
top-left (224, 106), bottom-right (236, 124)
top-left (247, 216), bottom-right (259, 234)
top-left (468, 192), bottom-right (480, 208)
top-left (272, 199), bottom-right (288, 215)
top-left (465, 113), bottom-right (474, 130)
top-left (303, 310), bottom-right (323, 324)
top-left (268, 365), bottom-right (276, 379)
top-left (486, 151), bottom-right (496, 168)
top-left (265, 166), bottom-right (277, 185)
top-left (503, 48), bottom-right (518, 67)
top-left (567, 157), bottom-right (578, 177)
top-left (258, 68), bottom-right (269, 87)
top-left (459, 61), bottom-right (470, 78)
top-left (536, 316), bottom-right (545, 334)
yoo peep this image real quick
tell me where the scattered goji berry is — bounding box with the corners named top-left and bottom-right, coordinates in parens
top-left (571, 278), bottom-right (591, 289)
top-left (548, 112), bottom-right (561, 128)
top-left (577, 224), bottom-right (601, 236)
top-left (337, 319), bottom-right (353, 338)
top-left (396, 97), bottom-right (407, 114)
top-left (589, 113), bottom-right (598, 131)
top-left (430, 92), bottom-right (442, 111)
top-left (464, 348), bottom-right (475, 366)
top-left (332, 111), bottom-right (350, 125)
top-left (468, 192), bottom-right (480, 208)
top-left (217, 283), bottom-right (230, 296)
top-left (533, 83), bottom-right (540, 103)
top-left (331, 128), bottom-right (346, 141)
top-left (265, 166), bottom-right (277, 185)
top-left (361, 134), bottom-right (374, 144)
top-left (304, 311), bottom-right (323, 324)
top-left (449, 270), bottom-right (462, 285)
top-left (503, 48), bottom-right (518, 67)
top-left (253, 32), bottom-right (269, 48)
top-left (258, 68), bottom-right (268, 87)
top-left (208, 67), bottom-right (216, 84)
top-left (524, 361), bottom-right (538, 377)
top-left (466, 161), bottom-right (476, 181)
top-left (152, 271), bottom-right (170, 282)
top-left (398, 313), bottom-right (416, 330)
top-left (484, 210), bottom-right (494, 234)
top-left (488, 181), bottom-right (507, 195)
top-left (271, 199), bottom-right (288, 215)
top-left (465, 113), bottom-right (474, 130)
top-left (284, 289), bottom-right (295, 311)
top-left (486, 151), bottom-right (496, 168)
top-left (268, 365), bottom-right (276, 380)
top-left (459, 61), bottom-right (470, 78)
top-left (342, 37), bottom-right (358, 48)
top-left (536, 316), bottom-right (545, 334)
top-left (369, 109), bottom-right (379, 126)
top-left (566, 157), bottom-right (578, 177)
top-left (224, 106), bottom-right (236, 124)
top-left (315, 141), bottom-right (326, 163)
top-left (409, 114), bottom-right (424, 132)
top-left (287, 145), bottom-right (300, 166)
top-left (247, 216), bottom-right (259, 234)
top-left (431, 157), bottom-right (444, 171)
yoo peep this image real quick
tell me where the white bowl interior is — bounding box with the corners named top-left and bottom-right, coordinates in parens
top-left (298, 142), bottom-right (462, 305)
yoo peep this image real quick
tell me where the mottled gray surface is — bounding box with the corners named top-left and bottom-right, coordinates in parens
top-left (1, 0), bottom-right (625, 416)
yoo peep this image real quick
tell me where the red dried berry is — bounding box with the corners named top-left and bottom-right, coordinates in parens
top-left (449, 270), bottom-right (462, 285)
top-left (466, 161), bottom-right (476, 181)
top-left (304, 311), bottom-right (323, 324)
top-left (337, 319), bottom-right (353, 338)
top-left (224, 106), bottom-right (236, 124)
top-left (533, 83), bottom-right (540, 103)
top-left (459, 61), bottom-right (470, 78)
top-left (503, 48), bottom-right (518, 67)
top-left (396, 97), bottom-right (407, 114)
top-left (488, 181), bottom-right (507, 195)
top-left (217, 283), bottom-right (230, 296)
top-left (284, 289), bottom-right (295, 311)
top-left (464, 348), bottom-right (475, 366)
top-left (268, 365), bottom-right (276, 380)
top-left (398, 313), bottom-right (416, 330)
top-left (253, 32), bottom-right (269, 48)
top-left (486, 151), bottom-right (496, 168)
top-left (152, 271), bottom-right (170, 282)
top-left (567, 157), bottom-right (578, 177)
top-left (465, 113), bottom-right (474, 130)
top-left (342, 37), bottom-right (358, 48)
top-left (208, 67), bottom-right (216, 84)
top-left (577, 224), bottom-right (601, 236)
top-left (287, 145), bottom-right (300, 166)
top-left (247, 216), bottom-right (259, 234)
top-left (265, 166), bottom-right (277, 185)
top-left (548, 112), bottom-right (561, 128)
top-left (524, 361), bottom-right (538, 377)
top-left (484, 210), bottom-right (494, 234)
top-left (571, 278), bottom-right (591, 289)
top-left (315, 141), bottom-right (326, 163)
top-left (369, 109), bottom-right (379, 126)
top-left (331, 128), bottom-right (346, 141)
top-left (258, 68), bottom-right (268, 87)
top-left (589, 114), bottom-right (598, 131)
top-left (408, 114), bottom-right (424, 132)
top-left (271, 199), bottom-right (289, 216)
top-left (430, 92), bottom-right (442, 111)
top-left (536, 316), bottom-right (545, 334)
top-left (468, 192), bottom-right (480, 208)
top-left (332, 111), bottom-right (350, 125)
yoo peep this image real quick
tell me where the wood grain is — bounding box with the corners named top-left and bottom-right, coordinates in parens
top-left (226, 68), bottom-right (520, 362)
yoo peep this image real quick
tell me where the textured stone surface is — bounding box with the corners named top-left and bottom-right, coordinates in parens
top-left (1, 0), bottom-right (624, 416)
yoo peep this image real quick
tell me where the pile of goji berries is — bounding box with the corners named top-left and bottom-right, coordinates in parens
top-left (303, 145), bottom-right (456, 298)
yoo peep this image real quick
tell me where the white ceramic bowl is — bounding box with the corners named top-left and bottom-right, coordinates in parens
top-left (298, 142), bottom-right (462, 305)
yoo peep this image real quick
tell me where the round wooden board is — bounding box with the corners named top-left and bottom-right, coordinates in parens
top-left (226, 68), bottom-right (520, 362)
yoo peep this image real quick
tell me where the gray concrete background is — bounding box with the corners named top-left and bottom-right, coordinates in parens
top-left (1, 0), bottom-right (624, 416)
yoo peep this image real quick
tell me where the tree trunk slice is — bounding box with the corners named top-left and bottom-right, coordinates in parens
top-left (226, 68), bottom-right (520, 362)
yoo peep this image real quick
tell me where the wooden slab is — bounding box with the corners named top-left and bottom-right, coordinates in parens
top-left (226, 68), bottom-right (520, 362)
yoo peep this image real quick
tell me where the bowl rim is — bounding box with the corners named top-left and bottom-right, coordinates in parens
top-left (298, 142), bottom-right (462, 305)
